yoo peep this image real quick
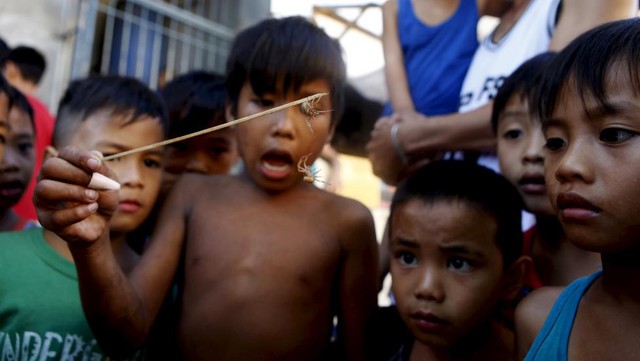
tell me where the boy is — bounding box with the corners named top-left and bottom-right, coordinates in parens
top-left (368, 160), bottom-right (529, 360)
top-left (34, 16), bottom-right (379, 361)
top-left (515, 18), bottom-right (640, 360)
top-left (368, 0), bottom-right (637, 184)
top-left (159, 70), bottom-right (238, 197)
top-left (492, 52), bottom-right (600, 290)
top-left (0, 75), bottom-right (166, 360)
top-left (0, 75), bottom-right (13, 159)
top-left (0, 88), bottom-right (36, 230)
top-left (3, 46), bottom-right (56, 222)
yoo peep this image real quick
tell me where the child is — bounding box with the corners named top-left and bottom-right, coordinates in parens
top-left (492, 52), bottom-right (600, 290)
top-left (515, 18), bottom-right (640, 360)
top-left (159, 70), bottom-right (238, 197)
top-left (0, 75), bottom-right (13, 159)
top-left (367, 160), bottom-right (529, 360)
top-left (34, 16), bottom-right (379, 360)
top-left (3, 46), bottom-right (56, 222)
top-left (368, 0), bottom-right (637, 184)
top-left (0, 75), bottom-right (166, 360)
top-left (0, 88), bottom-right (36, 231)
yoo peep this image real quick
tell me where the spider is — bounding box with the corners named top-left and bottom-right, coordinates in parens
top-left (297, 153), bottom-right (327, 184)
top-left (300, 96), bottom-right (332, 134)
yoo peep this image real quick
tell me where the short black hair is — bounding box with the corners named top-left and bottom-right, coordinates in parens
top-left (0, 74), bottom-right (15, 108)
top-left (225, 16), bottom-right (346, 127)
top-left (160, 71), bottom-right (226, 138)
top-left (54, 75), bottom-right (168, 147)
top-left (2, 46), bottom-right (47, 84)
top-left (390, 160), bottom-right (524, 267)
top-left (491, 52), bottom-right (557, 133)
top-left (536, 18), bottom-right (640, 121)
top-left (0, 38), bottom-right (9, 62)
top-left (11, 88), bottom-right (34, 129)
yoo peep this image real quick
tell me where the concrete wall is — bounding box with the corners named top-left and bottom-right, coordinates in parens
top-left (0, 0), bottom-right (79, 113)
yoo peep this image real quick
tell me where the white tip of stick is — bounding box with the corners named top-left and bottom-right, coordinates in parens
top-left (88, 172), bottom-right (120, 191)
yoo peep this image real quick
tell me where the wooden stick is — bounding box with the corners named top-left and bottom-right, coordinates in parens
top-left (102, 92), bottom-right (328, 161)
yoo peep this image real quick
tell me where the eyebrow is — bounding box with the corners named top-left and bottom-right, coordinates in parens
top-left (544, 100), bottom-right (640, 129)
top-left (96, 142), bottom-right (164, 157)
top-left (439, 244), bottom-right (486, 260)
top-left (391, 237), bottom-right (419, 248)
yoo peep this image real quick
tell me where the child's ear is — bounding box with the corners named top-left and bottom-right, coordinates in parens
top-left (501, 255), bottom-right (532, 301)
top-left (2, 61), bottom-right (20, 82)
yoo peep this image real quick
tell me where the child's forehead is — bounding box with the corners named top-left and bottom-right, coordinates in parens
top-left (394, 199), bottom-right (498, 241)
top-left (551, 70), bottom-right (640, 119)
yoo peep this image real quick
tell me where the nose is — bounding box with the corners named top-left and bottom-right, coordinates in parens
top-left (271, 107), bottom-right (297, 139)
top-left (0, 148), bottom-right (20, 173)
top-left (414, 266), bottom-right (445, 303)
top-left (118, 160), bottom-right (143, 188)
top-left (553, 138), bottom-right (594, 185)
top-left (523, 127), bottom-right (545, 164)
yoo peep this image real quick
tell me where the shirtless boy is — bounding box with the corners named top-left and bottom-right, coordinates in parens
top-left (34, 16), bottom-right (378, 361)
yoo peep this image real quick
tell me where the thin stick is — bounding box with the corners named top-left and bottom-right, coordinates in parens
top-left (103, 92), bottom-right (328, 161)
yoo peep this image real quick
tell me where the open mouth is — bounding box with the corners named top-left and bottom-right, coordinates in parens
top-left (0, 181), bottom-right (25, 199)
top-left (260, 150), bottom-right (293, 180)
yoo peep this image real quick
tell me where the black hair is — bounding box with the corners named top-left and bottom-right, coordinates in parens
top-left (11, 87), bottom-right (34, 129)
top-left (0, 74), bottom-right (15, 109)
top-left (159, 71), bottom-right (226, 138)
top-left (2, 46), bottom-right (47, 84)
top-left (225, 16), bottom-right (346, 126)
top-left (389, 160), bottom-right (524, 267)
top-left (536, 18), bottom-right (640, 121)
top-left (0, 38), bottom-right (9, 62)
top-left (54, 75), bottom-right (168, 147)
top-left (491, 52), bottom-right (557, 133)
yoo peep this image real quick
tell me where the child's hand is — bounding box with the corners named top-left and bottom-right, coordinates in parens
top-left (34, 146), bottom-right (119, 246)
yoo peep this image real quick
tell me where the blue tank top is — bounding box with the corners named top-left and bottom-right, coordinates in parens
top-left (524, 271), bottom-right (602, 361)
top-left (383, 0), bottom-right (478, 117)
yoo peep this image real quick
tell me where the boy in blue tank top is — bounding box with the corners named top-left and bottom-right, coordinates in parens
top-left (515, 18), bottom-right (640, 360)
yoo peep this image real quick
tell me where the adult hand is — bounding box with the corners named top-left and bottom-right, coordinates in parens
top-left (366, 114), bottom-right (406, 186)
top-left (34, 146), bottom-right (119, 246)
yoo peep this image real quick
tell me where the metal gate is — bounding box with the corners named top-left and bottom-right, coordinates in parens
top-left (72, 0), bottom-right (235, 89)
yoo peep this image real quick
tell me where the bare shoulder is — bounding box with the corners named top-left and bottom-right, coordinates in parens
top-left (317, 191), bottom-right (377, 250)
top-left (515, 286), bottom-right (564, 359)
top-left (322, 191), bottom-right (375, 225)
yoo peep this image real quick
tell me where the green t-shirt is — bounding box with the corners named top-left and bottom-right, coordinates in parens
top-left (0, 228), bottom-right (137, 361)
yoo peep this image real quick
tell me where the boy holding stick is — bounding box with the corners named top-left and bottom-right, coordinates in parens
top-left (34, 16), bottom-right (378, 361)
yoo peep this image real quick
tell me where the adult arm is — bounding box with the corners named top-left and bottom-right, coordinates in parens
top-left (514, 286), bottom-right (563, 360)
top-left (336, 200), bottom-right (379, 361)
top-left (35, 146), bottom-right (187, 358)
top-left (382, 0), bottom-right (414, 114)
top-left (549, 0), bottom-right (637, 51)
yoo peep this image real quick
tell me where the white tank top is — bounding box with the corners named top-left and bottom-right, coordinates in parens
top-left (459, 0), bottom-right (561, 113)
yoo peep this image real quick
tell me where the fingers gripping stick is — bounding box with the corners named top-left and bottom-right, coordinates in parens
top-left (87, 150), bottom-right (120, 191)
top-left (46, 146), bottom-right (121, 191)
